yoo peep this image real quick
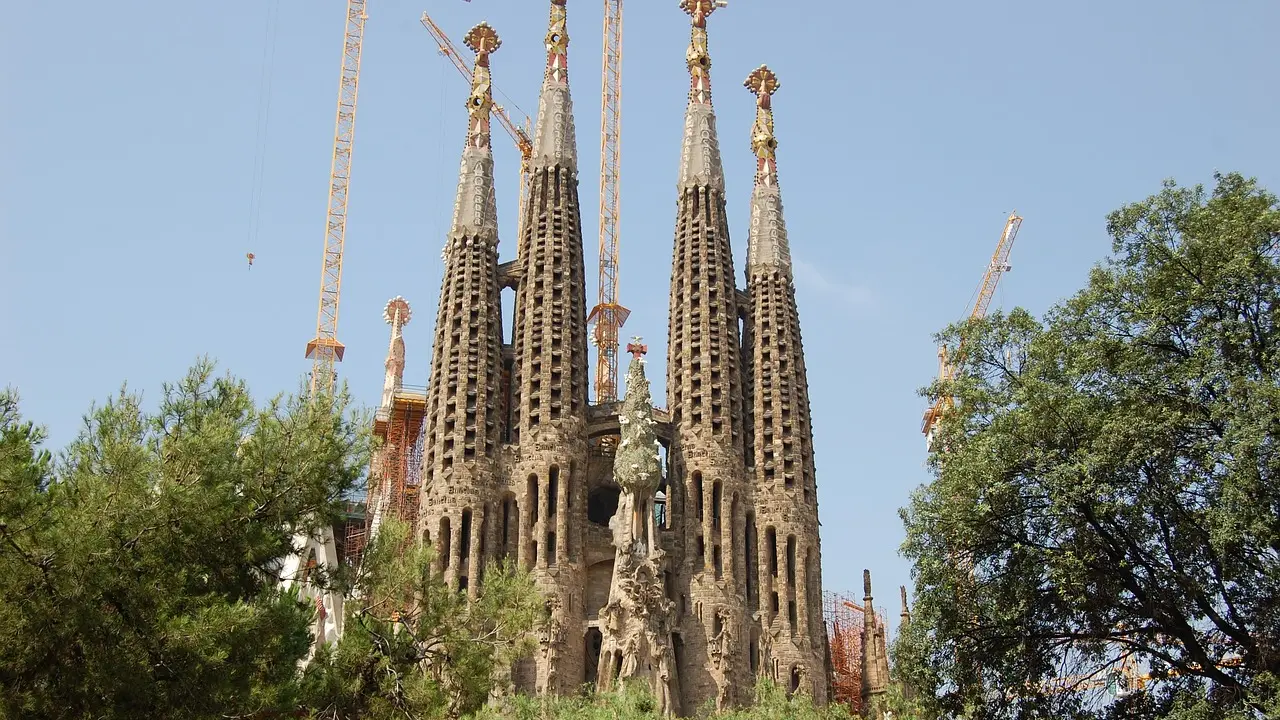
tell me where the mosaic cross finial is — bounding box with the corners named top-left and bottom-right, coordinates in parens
top-left (544, 0), bottom-right (570, 83)
top-left (626, 336), bottom-right (648, 358)
top-left (745, 65), bottom-right (780, 186)
top-left (463, 23), bottom-right (501, 149)
top-left (680, 0), bottom-right (726, 105)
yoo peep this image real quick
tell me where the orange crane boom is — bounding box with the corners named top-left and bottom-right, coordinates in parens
top-left (921, 212), bottom-right (1023, 441)
top-left (419, 12), bottom-right (533, 241)
top-left (587, 0), bottom-right (629, 404)
top-left (306, 0), bottom-right (368, 395)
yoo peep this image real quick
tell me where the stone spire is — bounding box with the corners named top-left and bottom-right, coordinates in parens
top-left (861, 570), bottom-right (889, 716)
top-left (677, 0), bottom-right (726, 191)
top-left (508, 1), bottom-right (591, 696)
top-left (744, 65), bottom-right (827, 702)
top-left (666, 2), bottom-right (749, 711)
top-left (379, 296), bottom-right (412, 414)
top-left (511, 0), bottom-right (590, 445)
top-left (597, 340), bottom-right (681, 715)
top-left (900, 585), bottom-right (911, 628)
top-left (744, 66), bottom-right (790, 274)
top-left (448, 23), bottom-right (501, 243)
top-left (419, 24), bottom-right (506, 598)
top-left (531, 0), bottom-right (577, 171)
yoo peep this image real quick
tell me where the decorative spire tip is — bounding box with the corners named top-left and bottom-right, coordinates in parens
top-left (626, 336), bottom-right (648, 358)
top-left (681, 0), bottom-right (725, 105)
top-left (744, 65), bottom-right (780, 97)
top-left (463, 23), bottom-right (501, 58)
top-left (383, 296), bottom-right (412, 326)
top-left (463, 24), bottom-right (500, 149)
top-left (543, 0), bottom-right (570, 82)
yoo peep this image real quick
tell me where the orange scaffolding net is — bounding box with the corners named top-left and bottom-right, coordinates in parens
top-left (825, 590), bottom-right (889, 713)
top-left (344, 390), bottom-right (426, 568)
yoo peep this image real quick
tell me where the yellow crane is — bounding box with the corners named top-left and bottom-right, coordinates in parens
top-left (921, 212), bottom-right (1023, 445)
top-left (305, 0), bottom-right (368, 395)
top-left (419, 12), bottom-right (533, 241)
top-left (587, 0), bottom-right (629, 404)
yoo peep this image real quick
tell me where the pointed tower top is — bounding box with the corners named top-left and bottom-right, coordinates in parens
top-left (626, 336), bottom-right (648, 358)
top-left (863, 569), bottom-right (873, 600)
top-left (448, 24), bottom-right (502, 241)
top-left (544, 0), bottom-right (569, 83)
top-left (615, 343), bottom-right (662, 495)
top-left (681, 0), bottom-right (725, 106)
top-left (744, 65), bottom-right (791, 273)
top-left (383, 296), bottom-right (412, 327)
top-left (745, 65), bottom-right (780, 188)
top-left (676, 0), bottom-right (726, 190)
top-left (463, 23), bottom-right (501, 150)
top-left (531, 0), bottom-right (578, 170)
top-left (379, 297), bottom-right (412, 412)
top-left (900, 585), bottom-right (911, 623)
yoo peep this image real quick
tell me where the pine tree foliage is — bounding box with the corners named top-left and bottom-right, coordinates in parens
top-left (899, 173), bottom-right (1280, 718)
top-left (0, 361), bottom-right (371, 719)
top-left (473, 678), bottom-right (855, 720)
top-left (299, 517), bottom-right (545, 720)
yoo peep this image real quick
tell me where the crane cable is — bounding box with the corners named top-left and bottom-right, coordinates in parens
top-left (245, 0), bottom-right (282, 255)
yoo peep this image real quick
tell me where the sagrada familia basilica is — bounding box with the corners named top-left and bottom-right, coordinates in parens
top-left (359, 0), bottom-right (832, 714)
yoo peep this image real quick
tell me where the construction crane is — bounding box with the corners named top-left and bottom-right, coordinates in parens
top-left (305, 0), bottom-right (368, 395)
top-left (587, 0), bottom-right (629, 403)
top-left (921, 212), bottom-right (1023, 444)
top-left (419, 12), bottom-right (533, 241)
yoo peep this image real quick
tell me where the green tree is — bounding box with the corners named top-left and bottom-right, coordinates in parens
top-left (299, 517), bottom-right (545, 720)
top-left (900, 173), bottom-right (1280, 718)
top-left (473, 677), bottom-right (856, 720)
top-left (0, 362), bottom-right (370, 719)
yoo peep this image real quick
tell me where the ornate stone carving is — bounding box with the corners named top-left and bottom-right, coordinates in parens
top-left (596, 350), bottom-right (681, 715)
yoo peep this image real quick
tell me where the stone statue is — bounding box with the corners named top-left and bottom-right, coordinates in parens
top-left (657, 649), bottom-right (674, 717)
top-left (595, 350), bottom-right (681, 706)
top-left (620, 635), bottom-right (640, 679)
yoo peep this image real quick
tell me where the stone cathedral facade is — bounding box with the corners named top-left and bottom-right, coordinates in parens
top-left (376, 0), bottom-right (829, 713)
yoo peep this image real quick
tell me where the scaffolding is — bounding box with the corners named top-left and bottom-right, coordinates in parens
top-left (825, 591), bottom-right (868, 712)
top-left (344, 387), bottom-right (427, 568)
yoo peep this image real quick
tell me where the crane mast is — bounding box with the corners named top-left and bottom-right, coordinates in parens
top-left (588, 0), bottom-right (629, 403)
top-left (306, 0), bottom-right (368, 395)
top-left (921, 212), bottom-right (1023, 442)
top-left (419, 13), bottom-right (534, 243)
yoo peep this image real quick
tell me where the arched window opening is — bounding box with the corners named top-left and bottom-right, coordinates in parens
top-left (527, 474), bottom-right (539, 524)
top-left (548, 465), bottom-right (559, 518)
top-left (460, 508), bottom-right (473, 566)
top-left (439, 517), bottom-right (452, 570)
top-left (745, 512), bottom-right (758, 608)
top-left (693, 471), bottom-right (704, 521)
top-left (588, 485), bottom-right (621, 526)
top-left (501, 495), bottom-right (517, 561)
top-left (786, 535), bottom-right (797, 587)
top-left (654, 486), bottom-right (668, 529)
top-left (566, 463), bottom-right (574, 510)
top-left (711, 480), bottom-right (723, 531)
top-left (767, 527), bottom-right (778, 577)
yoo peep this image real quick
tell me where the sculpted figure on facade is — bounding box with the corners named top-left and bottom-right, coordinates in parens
top-left (596, 346), bottom-right (681, 712)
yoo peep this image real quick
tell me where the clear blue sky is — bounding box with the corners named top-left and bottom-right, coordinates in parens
top-left (3, 0), bottom-right (1278, 626)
